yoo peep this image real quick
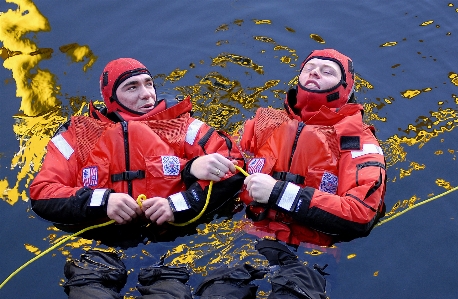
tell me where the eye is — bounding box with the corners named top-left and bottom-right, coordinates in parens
top-left (322, 68), bottom-right (336, 76)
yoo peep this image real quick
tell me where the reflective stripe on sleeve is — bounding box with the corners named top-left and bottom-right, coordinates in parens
top-left (90, 188), bottom-right (108, 207)
top-left (169, 192), bottom-right (190, 212)
top-left (277, 183), bottom-right (300, 211)
top-left (351, 143), bottom-right (384, 159)
top-left (51, 134), bottom-right (74, 160)
top-left (185, 119), bottom-right (204, 145)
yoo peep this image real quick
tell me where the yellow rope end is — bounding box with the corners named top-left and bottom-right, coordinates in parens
top-left (137, 194), bottom-right (146, 208)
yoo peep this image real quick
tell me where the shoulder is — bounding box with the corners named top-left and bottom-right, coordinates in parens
top-left (53, 119), bottom-right (71, 137)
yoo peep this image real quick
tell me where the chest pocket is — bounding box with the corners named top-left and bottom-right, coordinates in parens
top-left (144, 155), bottom-right (188, 198)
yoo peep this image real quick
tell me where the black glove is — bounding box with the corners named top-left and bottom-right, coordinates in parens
top-left (255, 239), bottom-right (298, 266)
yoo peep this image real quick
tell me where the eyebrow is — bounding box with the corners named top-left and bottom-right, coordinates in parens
top-left (303, 62), bottom-right (339, 74)
top-left (121, 77), bottom-right (153, 88)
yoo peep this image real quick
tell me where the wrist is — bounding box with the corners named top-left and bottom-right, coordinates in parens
top-left (267, 181), bottom-right (285, 207)
top-left (182, 157), bottom-right (199, 187)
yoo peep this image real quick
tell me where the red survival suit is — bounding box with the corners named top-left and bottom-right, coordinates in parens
top-left (30, 97), bottom-right (245, 225)
top-left (240, 100), bottom-right (386, 246)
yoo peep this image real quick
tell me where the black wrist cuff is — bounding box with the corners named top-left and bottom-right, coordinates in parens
top-left (268, 181), bottom-right (286, 207)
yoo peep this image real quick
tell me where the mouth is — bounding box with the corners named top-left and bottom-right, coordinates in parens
top-left (140, 103), bottom-right (155, 110)
top-left (304, 80), bottom-right (320, 90)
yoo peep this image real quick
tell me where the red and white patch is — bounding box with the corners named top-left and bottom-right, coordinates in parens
top-left (248, 158), bottom-right (265, 174)
top-left (82, 166), bottom-right (98, 187)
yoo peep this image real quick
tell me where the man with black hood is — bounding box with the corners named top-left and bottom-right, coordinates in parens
top-left (29, 58), bottom-right (246, 298)
top-left (30, 57), bottom-right (244, 227)
top-left (240, 48), bottom-right (387, 246)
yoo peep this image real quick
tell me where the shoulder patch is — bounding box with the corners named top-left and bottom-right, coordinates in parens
top-left (319, 172), bottom-right (338, 195)
top-left (247, 158), bottom-right (265, 174)
top-left (82, 166), bottom-right (98, 187)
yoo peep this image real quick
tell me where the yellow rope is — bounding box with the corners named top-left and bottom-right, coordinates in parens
top-left (0, 165), bottom-right (247, 289)
top-left (375, 185), bottom-right (458, 227)
top-left (235, 165), bottom-right (249, 177)
top-left (232, 164), bottom-right (457, 228)
top-left (11, 165), bottom-right (451, 289)
top-left (0, 219), bottom-right (114, 289)
top-left (168, 181), bottom-right (213, 227)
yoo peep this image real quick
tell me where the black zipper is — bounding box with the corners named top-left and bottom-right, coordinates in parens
top-left (121, 121), bottom-right (133, 196)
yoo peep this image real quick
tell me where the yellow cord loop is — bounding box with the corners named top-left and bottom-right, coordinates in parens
top-left (136, 182), bottom-right (213, 227)
top-left (0, 165), bottom-right (247, 289)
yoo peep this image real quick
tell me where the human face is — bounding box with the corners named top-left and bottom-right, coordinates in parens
top-left (115, 74), bottom-right (157, 113)
top-left (299, 58), bottom-right (342, 91)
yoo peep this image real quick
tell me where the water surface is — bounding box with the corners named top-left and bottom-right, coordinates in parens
top-left (1, 1), bottom-right (458, 298)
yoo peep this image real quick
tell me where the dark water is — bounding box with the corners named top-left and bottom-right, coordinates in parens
top-left (1, 0), bottom-right (458, 298)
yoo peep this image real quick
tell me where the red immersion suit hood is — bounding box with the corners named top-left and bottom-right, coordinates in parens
top-left (290, 49), bottom-right (355, 121)
top-left (100, 58), bottom-right (154, 116)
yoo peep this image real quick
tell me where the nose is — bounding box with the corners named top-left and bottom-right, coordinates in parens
top-left (139, 84), bottom-right (156, 101)
top-left (309, 67), bottom-right (320, 78)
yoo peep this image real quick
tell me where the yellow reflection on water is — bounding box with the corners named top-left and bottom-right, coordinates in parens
top-left (254, 36), bottom-right (276, 43)
top-left (436, 178), bottom-right (453, 190)
top-left (401, 88), bottom-right (432, 99)
top-left (162, 219), bottom-right (255, 275)
top-left (420, 20), bottom-right (434, 26)
top-left (0, 0), bottom-right (59, 204)
top-left (253, 19), bottom-right (271, 25)
top-left (59, 43), bottom-right (97, 72)
top-left (449, 72), bottom-right (458, 86)
top-left (0, 0), bottom-right (94, 205)
top-left (310, 33), bottom-right (325, 44)
top-left (399, 162), bottom-right (426, 179)
top-left (384, 195), bottom-right (420, 217)
top-left (212, 53), bottom-right (264, 74)
top-left (165, 68), bottom-right (188, 82)
top-left (24, 243), bottom-right (41, 255)
top-left (0, 0), bottom-right (58, 116)
top-left (380, 41), bottom-right (397, 47)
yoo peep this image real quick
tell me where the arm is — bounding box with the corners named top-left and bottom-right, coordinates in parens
top-left (29, 124), bottom-right (141, 225)
top-left (29, 127), bottom-right (111, 224)
top-left (169, 120), bottom-right (246, 223)
top-left (247, 128), bottom-right (386, 240)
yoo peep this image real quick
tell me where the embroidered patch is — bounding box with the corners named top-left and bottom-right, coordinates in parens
top-left (319, 172), bottom-right (338, 194)
top-left (82, 166), bottom-right (98, 187)
top-left (161, 156), bottom-right (180, 176)
top-left (248, 158), bottom-right (265, 174)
